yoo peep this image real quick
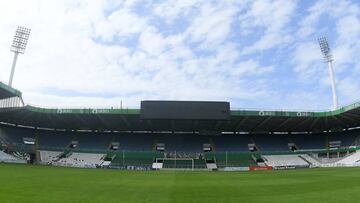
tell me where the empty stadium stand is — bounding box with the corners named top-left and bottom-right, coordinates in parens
top-left (262, 155), bottom-right (309, 168)
top-left (0, 150), bottom-right (26, 163)
top-left (336, 151), bottom-right (360, 165)
top-left (211, 134), bottom-right (251, 152)
top-left (0, 122), bottom-right (360, 169)
top-left (55, 152), bottom-right (105, 168)
top-left (39, 150), bottom-right (62, 164)
top-left (252, 134), bottom-right (289, 151)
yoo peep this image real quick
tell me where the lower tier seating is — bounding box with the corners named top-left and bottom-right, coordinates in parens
top-left (55, 152), bottom-right (105, 168)
top-left (262, 155), bottom-right (309, 167)
top-left (39, 150), bottom-right (62, 163)
top-left (0, 151), bottom-right (18, 161)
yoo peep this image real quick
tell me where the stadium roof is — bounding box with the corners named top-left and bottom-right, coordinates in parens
top-left (0, 82), bottom-right (22, 100)
top-left (0, 103), bottom-right (360, 133)
top-left (0, 84), bottom-right (360, 133)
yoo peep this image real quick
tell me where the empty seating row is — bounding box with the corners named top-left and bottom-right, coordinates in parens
top-left (262, 155), bottom-right (309, 167)
top-left (55, 152), bottom-right (105, 168)
top-left (0, 151), bottom-right (18, 161)
top-left (39, 150), bottom-right (62, 163)
top-left (1, 124), bottom-right (359, 153)
top-left (0, 151), bottom-right (26, 163)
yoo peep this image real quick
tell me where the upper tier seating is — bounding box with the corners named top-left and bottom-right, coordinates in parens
top-left (38, 132), bottom-right (73, 149)
top-left (212, 134), bottom-right (251, 152)
top-left (112, 134), bottom-right (154, 151)
top-left (157, 134), bottom-right (208, 152)
top-left (1, 125), bottom-right (359, 156)
top-left (76, 133), bottom-right (113, 150)
top-left (252, 134), bottom-right (289, 151)
top-left (289, 134), bottom-right (325, 150)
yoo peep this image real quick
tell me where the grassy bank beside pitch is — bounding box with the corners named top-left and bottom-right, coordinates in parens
top-left (0, 164), bottom-right (359, 203)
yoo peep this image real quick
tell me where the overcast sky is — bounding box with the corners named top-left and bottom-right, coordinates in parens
top-left (0, 0), bottom-right (360, 110)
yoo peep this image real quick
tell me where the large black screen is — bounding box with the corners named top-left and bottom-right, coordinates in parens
top-left (140, 101), bottom-right (230, 120)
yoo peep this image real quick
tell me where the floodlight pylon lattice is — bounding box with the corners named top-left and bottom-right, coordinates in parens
top-left (8, 26), bottom-right (31, 87)
top-left (318, 37), bottom-right (338, 110)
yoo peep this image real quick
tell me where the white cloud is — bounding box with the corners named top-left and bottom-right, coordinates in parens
top-left (138, 27), bottom-right (167, 55)
top-left (94, 8), bottom-right (149, 41)
top-left (338, 77), bottom-right (360, 103)
top-left (231, 59), bottom-right (273, 76)
top-left (152, 0), bottom-right (203, 22)
top-left (184, 2), bottom-right (240, 50)
top-left (1, 0), bottom-right (359, 111)
top-left (239, 0), bottom-right (297, 54)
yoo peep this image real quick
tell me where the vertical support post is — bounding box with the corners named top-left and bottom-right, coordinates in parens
top-left (327, 61), bottom-right (338, 109)
top-left (8, 52), bottom-right (19, 87)
top-left (35, 130), bottom-right (39, 164)
top-left (175, 151), bottom-right (177, 168)
top-left (226, 151), bottom-right (228, 167)
top-left (318, 37), bottom-right (338, 110)
top-left (122, 150), bottom-right (125, 166)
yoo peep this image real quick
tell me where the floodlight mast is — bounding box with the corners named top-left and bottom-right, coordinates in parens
top-left (8, 26), bottom-right (31, 87)
top-left (318, 37), bottom-right (338, 110)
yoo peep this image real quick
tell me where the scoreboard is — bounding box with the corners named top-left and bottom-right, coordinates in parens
top-left (140, 100), bottom-right (230, 120)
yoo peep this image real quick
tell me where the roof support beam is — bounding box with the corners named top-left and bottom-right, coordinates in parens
top-left (343, 112), bottom-right (360, 120)
top-left (332, 116), bottom-right (348, 129)
top-left (96, 115), bottom-right (112, 130)
top-left (215, 121), bottom-right (222, 129)
top-left (285, 117), bottom-right (311, 132)
top-left (146, 120), bottom-right (153, 130)
top-left (235, 117), bottom-right (248, 131)
top-left (192, 120), bottom-right (199, 131)
top-left (120, 115), bottom-right (131, 130)
top-left (171, 120), bottom-right (175, 132)
top-left (250, 117), bottom-right (272, 132)
top-left (339, 114), bottom-right (358, 124)
top-left (308, 118), bottom-right (319, 131)
top-left (271, 117), bottom-right (292, 132)
top-left (324, 117), bottom-right (329, 131)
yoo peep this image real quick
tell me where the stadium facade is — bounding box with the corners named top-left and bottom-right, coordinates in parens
top-left (1, 81), bottom-right (360, 171)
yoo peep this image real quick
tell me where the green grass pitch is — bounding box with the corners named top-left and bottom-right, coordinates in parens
top-left (0, 164), bottom-right (360, 203)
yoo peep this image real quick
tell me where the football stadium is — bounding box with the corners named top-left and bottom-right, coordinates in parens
top-left (2, 56), bottom-right (360, 202)
top-left (3, 80), bottom-right (360, 203)
top-left (2, 2), bottom-right (360, 203)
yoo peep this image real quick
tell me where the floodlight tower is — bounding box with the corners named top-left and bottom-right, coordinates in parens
top-left (8, 26), bottom-right (31, 87)
top-left (318, 37), bottom-right (338, 110)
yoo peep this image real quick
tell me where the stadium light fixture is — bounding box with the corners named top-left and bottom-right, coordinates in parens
top-left (318, 37), bottom-right (338, 110)
top-left (8, 26), bottom-right (31, 87)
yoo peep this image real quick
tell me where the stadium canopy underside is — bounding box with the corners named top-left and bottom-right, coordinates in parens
top-left (0, 82), bottom-right (22, 100)
top-left (0, 83), bottom-right (360, 133)
top-left (0, 104), bottom-right (359, 133)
